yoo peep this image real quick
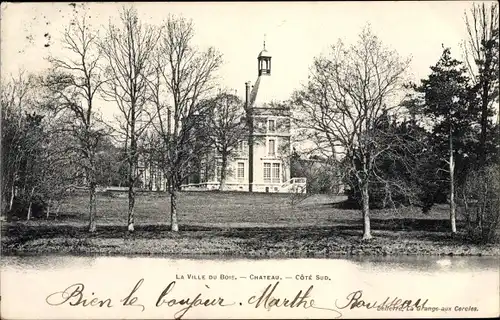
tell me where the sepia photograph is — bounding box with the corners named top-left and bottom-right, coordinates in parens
top-left (1, 1), bottom-right (499, 319)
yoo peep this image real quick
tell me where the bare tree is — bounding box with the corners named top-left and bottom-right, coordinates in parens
top-left (204, 92), bottom-right (246, 191)
top-left (45, 14), bottom-right (108, 232)
top-left (20, 110), bottom-right (77, 221)
top-left (1, 71), bottom-right (36, 215)
top-left (292, 26), bottom-right (411, 240)
top-left (148, 15), bottom-right (222, 231)
top-left (459, 164), bottom-right (500, 243)
top-left (463, 2), bottom-right (499, 166)
top-left (1, 72), bottom-right (77, 220)
top-left (100, 7), bottom-right (160, 232)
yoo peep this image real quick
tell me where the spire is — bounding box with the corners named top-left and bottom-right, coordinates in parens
top-left (258, 34), bottom-right (270, 58)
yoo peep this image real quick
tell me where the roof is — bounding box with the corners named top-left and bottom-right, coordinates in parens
top-left (249, 74), bottom-right (278, 108)
top-left (258, 49), bottom-right (271, 58)
top-left (248, 43), bottom-right (277, 108)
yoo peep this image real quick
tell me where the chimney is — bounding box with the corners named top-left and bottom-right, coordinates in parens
top-left (245, 82), bottom-right (250, 107)
top-left (245, 81), bottom-right (254, 193)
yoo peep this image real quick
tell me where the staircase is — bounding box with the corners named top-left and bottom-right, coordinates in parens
top-left (279, 178), bottom-right (307, 193)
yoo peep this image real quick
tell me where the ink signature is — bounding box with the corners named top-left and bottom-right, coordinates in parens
top-left (46, 279), bottom-right (429, 319)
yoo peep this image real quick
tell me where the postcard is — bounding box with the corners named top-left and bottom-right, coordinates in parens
top-left (1, 1), bottom-right (499, 319)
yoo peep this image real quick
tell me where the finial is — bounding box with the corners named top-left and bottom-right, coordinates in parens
top-left (263, 33), bottom-right (266, 50)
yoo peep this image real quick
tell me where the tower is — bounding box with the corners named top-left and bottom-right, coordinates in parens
top-left (245, 39), bottom-right (292, 192)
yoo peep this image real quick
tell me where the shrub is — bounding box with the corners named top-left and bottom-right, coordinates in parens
top-left (7, 195), bottom-right (48, 220)
top-left (458, 164), bottom-right (500, 243)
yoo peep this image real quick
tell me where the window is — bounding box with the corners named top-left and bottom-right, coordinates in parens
top-left (216, 162), bottom-right (222, 181)
top-left (238, 140), bottom-right (247, 153)
top-left (261, 60), bottom-right (268, 70)
top-left (264, 163), bottom-right (271, 181)
top-left (237, 162), bottom-right (245, 179)
top-left (200, 166), bottom-right (206, 182)
top-left (268, 119), bottom-right (275, 132)
top-left (272, 163), bottom-right (280, 183)
top-left (268, 139), bottom-right (276, 156)
top-left (264, 162), bottom-right (280, 183)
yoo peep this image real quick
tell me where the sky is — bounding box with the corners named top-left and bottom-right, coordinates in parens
top-left (0, 1), bottom-right (495, 121)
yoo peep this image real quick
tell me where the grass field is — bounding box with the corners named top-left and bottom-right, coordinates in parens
top-left (2, 191), bottom-right (499, 257)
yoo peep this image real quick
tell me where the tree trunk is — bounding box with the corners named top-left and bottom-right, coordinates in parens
top-left (46, 199), bottom-right (51, 219)
top-left (128, 182), bottom-right (135, 232)
top-left (361, 182), bottom-right (372, 240)
top-left (27, 201), bottom-right (32, 221)
top-left (220, 153), bottom-right (228, 191)
top-left (1, 190), bottom-right (6, 218)
top-left (478, 182), bottom-right (488, 235)
top-left (478, 87), bottom-right (489, 167)
top-left (476, 209), bottom-right (483, 231)
top-left (463, 198), bottom-right (472, 236)
top-left (9, 183), bottom-right (15, 211)
top-left (449, 133), bottom-right (457, 235)
top-left (128, 128), bottom-right (137, 232)
top-left (26, 187), bottom-right (35, 221)
top-left (127, 149), bottom-right (136, 232)
top-left (170, 189), bottom-right (179, 232)
top-left (89, 183), bottom-right (97, 232)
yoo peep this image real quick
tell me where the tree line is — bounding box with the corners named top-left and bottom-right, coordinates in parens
top-left (292, 3), bottom-right (499, 242)
top-left (1, 4), bottom-right (499, 242)
top-left (2, 6), bottom-right (249, 232)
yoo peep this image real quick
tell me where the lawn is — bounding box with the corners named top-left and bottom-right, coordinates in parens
top-left (1, 191), bottom-right (498, 257)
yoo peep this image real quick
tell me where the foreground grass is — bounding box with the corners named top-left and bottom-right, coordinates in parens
top-left (2, 192), bottom-right (498, 257)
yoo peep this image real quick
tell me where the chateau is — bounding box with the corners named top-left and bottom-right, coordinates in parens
top-left (181, 43), bottom-right (306, 193)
